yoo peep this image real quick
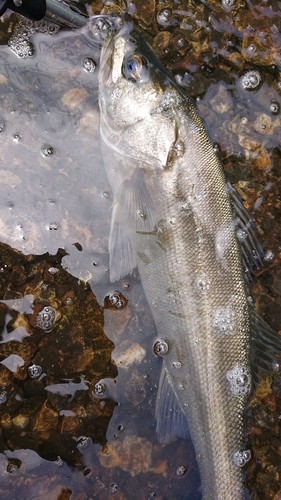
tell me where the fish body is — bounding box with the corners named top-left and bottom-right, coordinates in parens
top-left (98, 23), bottom-right (253, 499)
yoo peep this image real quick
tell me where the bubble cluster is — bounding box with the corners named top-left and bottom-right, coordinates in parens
top-left (153, 338), bottom-right (169, 356)
top-left (28, 364), bottom-right (42, 378)
top-left (108, 291), bottom-right (126, 309)
top-left (176, 465), bottom-right (187, 477)
top-left (213, 307), bottom-right (236, 334)
top-left (236, 229), bottom-right (247, 241)
top-left (233, 449), bottom-right (251, 467)
top-left (7, 462), bottom-right (19, 474)
top-left (176, 37), bottom-right (187, 50)
top-left (48, 222), bottom-right (59, 231)
top-left (8, 38), bottom-right (34, 59)
top-left (196, 276), bottom-right (210, 292)
top-left (83, 58), bottom-right (96, 73)
top-left (246, 44), bottom-right (256, 55)
top-left (157, 8), bottom-right (173, 27)
top-left (55, 456), bottom-right (63, 467)
top-left (270, 101), bottom-right (280, 115)
top-left (221, 0), bottom-right (236, 11)
top-left (77, 436), bottom-right (90, 448)
top-left (7, 15), bottom-right (60, 61)
top-left (172, 361), bottom-right (182, 369)
top-left (89, 16), bottom-right (116, 42)
top-left (240, 70), bottom-right (262, 90)
top-left (48, 267), bottom-right (59, 275)
top-left (41, 145), bottom-right (54, 157)
top-left (226, 364), bottom-right (251, 396)
top-left (213, 143), bottom-right (220, 154)
top-left (110, 483), bottom-right (118, 493)
top-left (36, 306), bottom-right (56, 332)
top-left (93, 382), bottom-right (106, 397)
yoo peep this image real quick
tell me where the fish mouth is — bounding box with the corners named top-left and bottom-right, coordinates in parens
top-left (98, 38), bottom-right (115, 88)
top-left (98, 22), bottom-right (135, 89)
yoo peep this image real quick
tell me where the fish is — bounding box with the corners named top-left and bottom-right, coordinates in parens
top-left (97, 20), bottom-right (281, 499)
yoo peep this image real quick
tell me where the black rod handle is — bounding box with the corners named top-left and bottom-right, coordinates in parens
top-left (0, 0), bottom-right (46, 20)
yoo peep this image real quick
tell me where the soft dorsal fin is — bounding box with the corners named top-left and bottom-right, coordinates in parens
top-left (227, 181), bottom-right (263, 275)
top-left (250, 311), bottom-right (281, 388)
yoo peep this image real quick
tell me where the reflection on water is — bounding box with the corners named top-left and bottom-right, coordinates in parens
top-left (0, 1), bottom-right (280, 498)
top-left (0, 22), bottom-right (110, 284)
top-left (0, 18), bottom-right (198, 499)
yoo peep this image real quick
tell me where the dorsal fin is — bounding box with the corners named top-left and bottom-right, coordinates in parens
top-left (227, 181), bottom-right (263, 276)
top-left (250, 311), bottom-right (281, 388)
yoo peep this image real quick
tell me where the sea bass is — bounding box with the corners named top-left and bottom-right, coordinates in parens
top-left (98, 22), bottom-right (277, 499)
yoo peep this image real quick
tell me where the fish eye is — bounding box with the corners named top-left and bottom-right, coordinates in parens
top-left (122, 54), bottom-right (147, 82)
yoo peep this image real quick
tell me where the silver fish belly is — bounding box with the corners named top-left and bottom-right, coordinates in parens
top-left (98, 22), bottom-right (252, 499)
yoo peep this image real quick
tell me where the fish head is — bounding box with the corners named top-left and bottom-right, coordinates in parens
top-left (98, 22), bottom-right (184, 168)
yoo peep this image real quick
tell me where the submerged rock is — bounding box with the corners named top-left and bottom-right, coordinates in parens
top-left (0, 242), bottom-right (117, 466)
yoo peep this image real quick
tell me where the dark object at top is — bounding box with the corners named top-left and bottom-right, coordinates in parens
top-left (0, 0), bottom-right (87, 28)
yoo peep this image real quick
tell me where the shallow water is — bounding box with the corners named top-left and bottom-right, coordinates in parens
top-left (0, 2), bottom-right (280, 498)
top-left (0, 17), bottom-right (200, 500)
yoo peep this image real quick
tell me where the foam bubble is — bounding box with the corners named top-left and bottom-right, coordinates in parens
top-left (226, 363), bottom-right (251, 396)
top-left (36, 306), bottom-right (56, 332)
top-left (153, 339), bottom-right (169, 356)
top-left (233, 449), bottom-right (251, 467)
top-left (240, 70), bottom-right (262, 90)
top-left (213, 307), bottom-right (236, 334)
top-left (93, 382), bottom-right (106, 397)
top-left (28, 364), bottom-right (42, 378)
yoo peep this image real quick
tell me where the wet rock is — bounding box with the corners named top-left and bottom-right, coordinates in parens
top-left (33, 401), bottom-right (59, 432)
top-left (61, 87), bottom-right (89, 110)
top-left (12, 414), bottom-right (30, 429)
top-left (0, 243), bottom-right (116, 468)
top-left (247, 372), bottom-right (281, 499)
top-left (113, 340), bottom-right (146, 369)
top-left (209, 84), bottom-right (233, 114)
top-left (100, 435), bottom-right (153, 476)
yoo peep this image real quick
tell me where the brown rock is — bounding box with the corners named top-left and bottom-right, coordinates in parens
top-left (100, 435), bottom-right (153, 476)
top-left (33, 402), bottom-right (58, 432)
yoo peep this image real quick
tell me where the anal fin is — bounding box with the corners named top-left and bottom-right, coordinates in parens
top-left (156, 367), bottom-right (189, 444)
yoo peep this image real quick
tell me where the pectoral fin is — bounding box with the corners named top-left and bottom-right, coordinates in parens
top-left (109, 202), bottom-right (137, 282)
top-left (156, 367), bottom-right (190, 444)
top-left (108, 168), bottom-right (158, 282)
top-left (115, 168), bottom-right (157, 233)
